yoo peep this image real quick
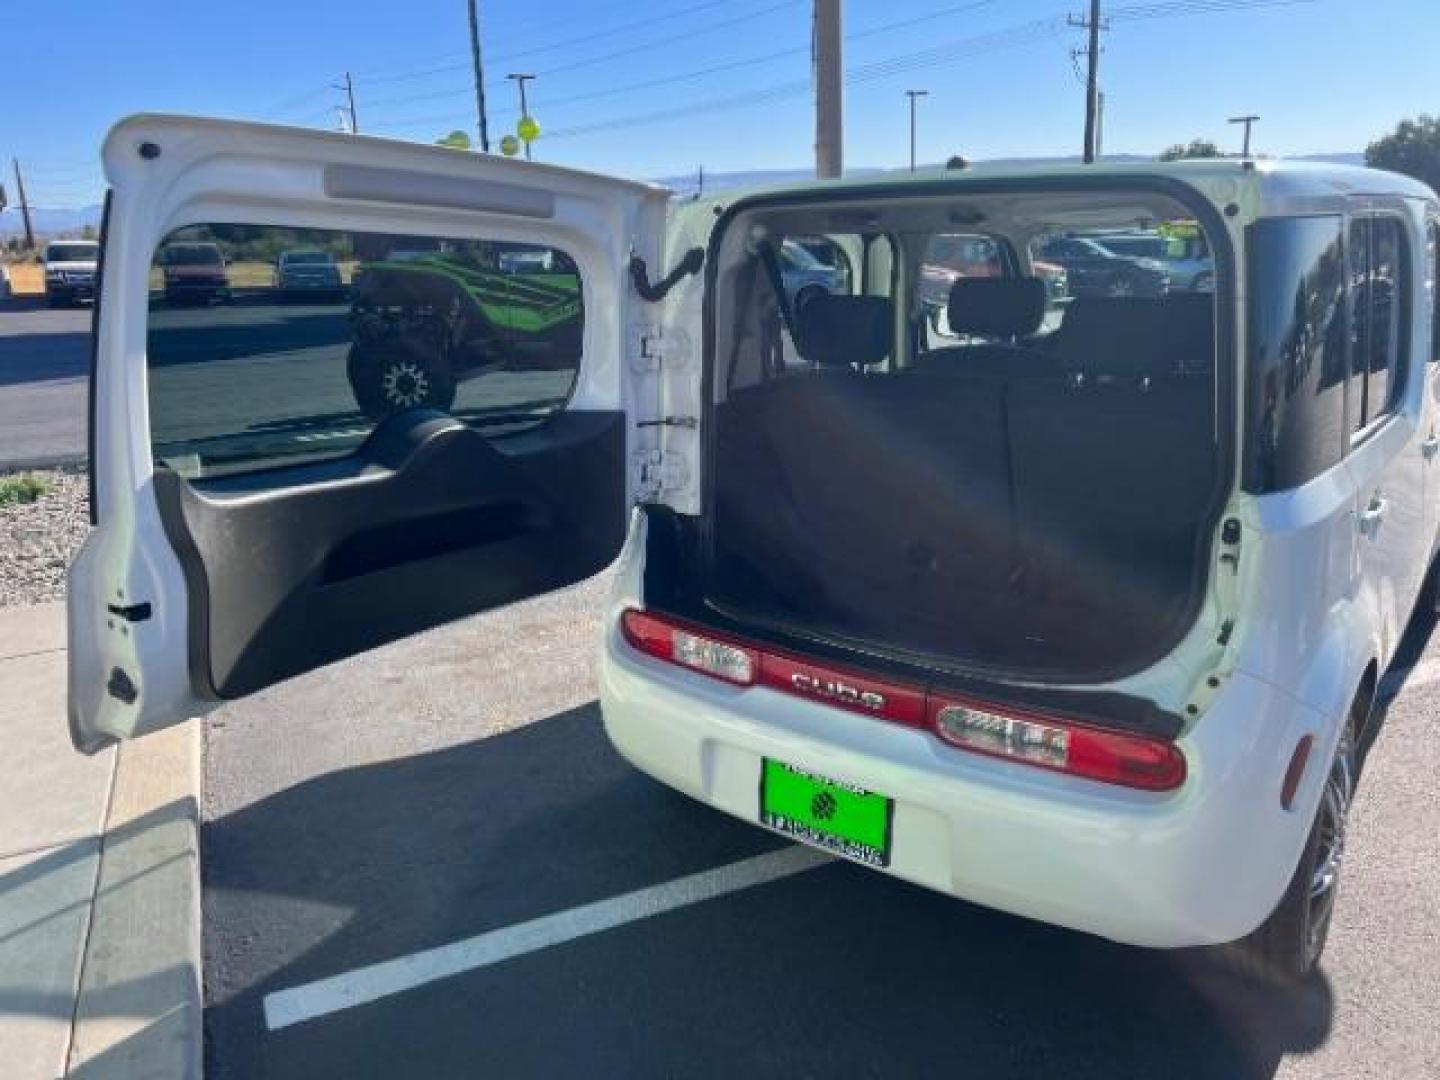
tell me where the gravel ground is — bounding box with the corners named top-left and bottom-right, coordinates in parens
top-left (0, 466), bottom-right (90, 607)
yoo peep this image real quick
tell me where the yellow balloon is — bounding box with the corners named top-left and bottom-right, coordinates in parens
top-left (517, 116), bottom-right (541, 143)
top-left (499, 135), bottom-right (521, 157)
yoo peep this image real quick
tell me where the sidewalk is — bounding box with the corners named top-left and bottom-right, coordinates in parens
top-left (0, 602), bottom-right (202, 1078)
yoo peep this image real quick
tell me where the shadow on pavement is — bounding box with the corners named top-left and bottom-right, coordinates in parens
top-left (202, 703), bottom-right (1333, 1080)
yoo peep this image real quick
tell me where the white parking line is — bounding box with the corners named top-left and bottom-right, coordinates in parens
top-left (262, 845), bottom-right (833, 1031)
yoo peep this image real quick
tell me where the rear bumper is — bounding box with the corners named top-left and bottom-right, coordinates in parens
top-left (600, 613), bottom-right (1333, 949)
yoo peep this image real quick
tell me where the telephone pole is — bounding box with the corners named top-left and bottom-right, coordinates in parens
top-left (12, 159), bottom-right (34, 251)
top-left (467, 0), bottom-right (491, 152)
top-left (906, 90), bottom-right (929, 172)
top-left (814, 0), bottom-right (843, 179)
top-left (334, 72), bottom-right (359, 133)
top-left (1229, 114), bottom-right (1260, 158)
top-left (507, 73), bottom-right (536, 161)
top-left (1068, 0), bottom-right (1107, 164)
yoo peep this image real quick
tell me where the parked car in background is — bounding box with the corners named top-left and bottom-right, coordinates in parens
top-left (1098, 231), bottom-right (1214, 292)
top-left (274, 249), bottom-right (345, 301)
top-left (346, 246), bottom-right (582, 419)
top-left (0, 263), bottom-right (10, 300)
top-left (920, 232), bottom-right (1069, 314)
top-left (1036, 234), bottom-right (1170, 297)
top-left (159, 241), bottom-right (230, 305)
top-left (41, 239), bottom-right (100, 306)
top-left (778, 239), bottom-right (846, 311)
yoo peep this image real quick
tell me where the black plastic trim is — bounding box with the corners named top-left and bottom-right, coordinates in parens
top-left (155, 409), bottom-right (626, 700)
top-left (86, 192), bottom-right (112, 526)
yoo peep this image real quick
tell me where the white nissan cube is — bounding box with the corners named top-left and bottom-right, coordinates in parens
top-left (71, 116), bottom-right (1440, 986)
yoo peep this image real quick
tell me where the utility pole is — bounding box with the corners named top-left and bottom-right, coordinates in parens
top-left (1229, 114), bottom-right (1260, 158)
top-left (467, 0), bottom-right (491, 152)
top-left (813, 0), bottom-right (843, 179)
top-left (507, 73), bottom-right (536, 160)
top-left (1068, 0), bottom-right (1107, 164)
top-left (12, 159), bottom-right (34, 252)
top-left (1096, 91), bottom-right (1106, 159)
top-left (334, 72), bottom-right (359, 133)
top-left (905, 90), bottom-right (929, 172)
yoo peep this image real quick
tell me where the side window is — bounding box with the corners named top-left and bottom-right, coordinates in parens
top-left (1246, 216), bottom-right (1348, 491)
top-left (1347, 214), bottom-right (1409, 433)
top-left (147, 225), bottom-right (584, 479)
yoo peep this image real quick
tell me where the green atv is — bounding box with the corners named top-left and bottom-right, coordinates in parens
top-left (346, 247), bottom-right (583, 421)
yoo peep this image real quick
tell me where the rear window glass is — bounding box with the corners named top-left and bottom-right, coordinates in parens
top-left (46, 243), bottom-right (98, 262)
top-left (147, 224), bottom-right (584, 479)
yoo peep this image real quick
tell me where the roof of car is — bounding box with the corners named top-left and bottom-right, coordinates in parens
top-left (681, 158), bottom-right (1436, 216)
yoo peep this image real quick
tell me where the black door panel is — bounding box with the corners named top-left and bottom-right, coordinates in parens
top-left (154, 409), bottom-right (626, 699)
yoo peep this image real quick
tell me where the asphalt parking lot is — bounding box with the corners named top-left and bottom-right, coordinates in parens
top-left (3, 296), bottom-right (1437, 1079)
top-left (0, 300), bottom-right (90, 468)
top-left (202, 573), bottom-right (1440, 1080)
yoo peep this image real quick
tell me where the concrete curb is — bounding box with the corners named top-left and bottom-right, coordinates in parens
top-left (66, 721), bottom-right (203, 1079)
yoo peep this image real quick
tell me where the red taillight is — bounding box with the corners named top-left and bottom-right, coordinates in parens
top-left (930, 696), bottom-right (1186, 792)
top-left (619, 608), bottom-right (1185, 792)
top-left (620, 609), bottom-right (757, 685)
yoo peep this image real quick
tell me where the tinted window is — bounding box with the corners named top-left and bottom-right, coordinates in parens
top-left (1349, 214), bottom-right (1409, 432)
top-left (147, 224), bottom-right (584, 479)
top-left (1245, 216), bottom-right (1347, 492)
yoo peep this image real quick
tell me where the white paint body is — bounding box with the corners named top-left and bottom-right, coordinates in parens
top-left (72, 118), bottom-right (1440, 950)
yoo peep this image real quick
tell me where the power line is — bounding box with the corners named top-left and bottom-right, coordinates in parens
top-left (362, 0), bottom-right (1018, 129)
top-left (544, 17), bottom-right (1064, 142)
top-left (356, 0), bottom-right (743, 87)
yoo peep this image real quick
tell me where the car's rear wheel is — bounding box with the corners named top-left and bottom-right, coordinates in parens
top-left (347, 342), bottom-right (458, 421)
top-left (1222, 721), bottom-right (1356, 984)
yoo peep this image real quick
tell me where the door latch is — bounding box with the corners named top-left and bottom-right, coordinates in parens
top-left (107, 601), bottom-right (152, 623)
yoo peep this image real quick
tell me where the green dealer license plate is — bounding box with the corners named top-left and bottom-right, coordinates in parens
top-left (760, 760), bottom-right (893, 867)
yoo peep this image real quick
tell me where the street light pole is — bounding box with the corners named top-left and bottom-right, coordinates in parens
top-left (905, 90), bottom-right (929, 172)
top-left (1228, 114), bottom-right (1260, 158)
top-left (507, 73), bottom-right (536, 161)
top-left (467, 0), bottom-right (491, 152)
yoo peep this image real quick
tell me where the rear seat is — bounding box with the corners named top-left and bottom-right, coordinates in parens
top-left (1008, 297), bottom-right (1218, 640)
top-left (913, 277), bottom-right (1066, 379)
top-left (713, 291), bottom-right (1219, 666)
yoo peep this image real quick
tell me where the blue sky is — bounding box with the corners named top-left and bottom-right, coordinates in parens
top-left (3, 0), bottom-right (1436, 209)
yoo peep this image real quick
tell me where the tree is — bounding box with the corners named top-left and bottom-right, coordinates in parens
top-left (1159, 139), bottom-right (1223, 162)
top-left (435, 130), bottom-right (472, 151)
top-left (1366, 115), bottom-right (1440, 194)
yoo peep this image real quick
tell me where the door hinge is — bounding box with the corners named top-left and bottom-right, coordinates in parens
top-left (633, 449), bottom-right (690, 501)
top-left (631, 324), bottom-right (665, 373)
top-left (629, 324), bottom-right (692, 373)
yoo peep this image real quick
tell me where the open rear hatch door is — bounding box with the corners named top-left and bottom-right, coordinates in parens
top-left (69, 114), bottom-right (667, 750)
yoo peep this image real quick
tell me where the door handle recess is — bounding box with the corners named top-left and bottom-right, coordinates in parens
top-left (1359, 496), bottom-right (1389, 536)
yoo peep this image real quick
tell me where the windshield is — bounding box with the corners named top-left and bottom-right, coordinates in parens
top-left (165, 245), bottom-right (223, 266)
top-left (283, 251), bottom-right (332, 265)
top-left (47, 243), bottom-right (98, 263)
